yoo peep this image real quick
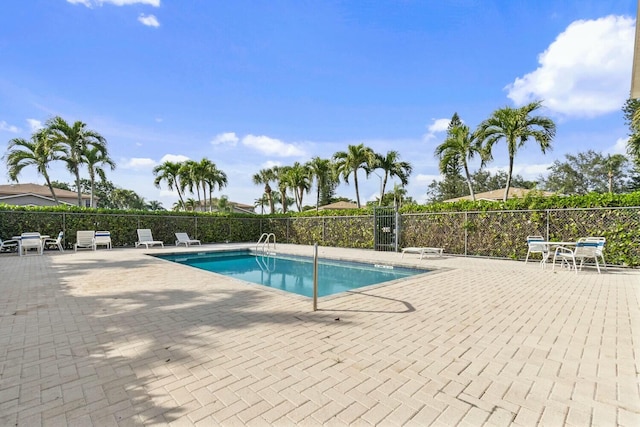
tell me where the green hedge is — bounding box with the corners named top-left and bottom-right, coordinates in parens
top-left (2, 191), bottom-right (640, 266)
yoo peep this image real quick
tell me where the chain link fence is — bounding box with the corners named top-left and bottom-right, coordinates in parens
top-left (1, 207), bottom-right (638, 266)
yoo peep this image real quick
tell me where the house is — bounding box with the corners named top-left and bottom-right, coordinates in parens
top-left (195, 199), bottom-right (256, 214)
top-left (0, 183), bottom-right (96, 208)
top-left (443, 187), bottom-right (557, 203)
top-left (317, 201), bottom-right (359, 210)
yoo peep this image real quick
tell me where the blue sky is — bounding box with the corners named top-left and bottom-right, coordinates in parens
top-left (0, 0), bottom-right (636, 209)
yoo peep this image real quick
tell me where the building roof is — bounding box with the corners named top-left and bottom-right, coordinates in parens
top-left (318, 201), bottom-right (359, 210)
top-left (0, 183), bottom-right (91, 199)
top-left (443, 187), bottom-right (557, 203)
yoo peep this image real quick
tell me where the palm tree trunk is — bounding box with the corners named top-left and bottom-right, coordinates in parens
top-left (354, 169), bottom-right (361, 208)
top-left (75, 168), bottom-right (82, 207)
top-left (504, 157), bottom-right (514, 202)
top-left (316, 185), bottom-right (321, 212)
top-left (379, 174), bottom-right (389, 206)
top-left (463, 163), bottom-right (476, 201)
top-left (43, 175), bottom-right (60, 204)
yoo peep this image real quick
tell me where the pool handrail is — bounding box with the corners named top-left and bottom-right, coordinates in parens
top-left (256, 233), bottom-right (276, 253)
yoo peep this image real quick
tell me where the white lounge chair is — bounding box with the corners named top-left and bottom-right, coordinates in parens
top-left (136, 229), bottom-right (164, 248)
top-left (175, 232), bottom-right (201, 247)
top-left (20, 232), bottom-right (43, 256)
top-left (94, 231), bottom-right (112, 250)
top-left (401, 247), bottom-right (443, 259)
top-left (0, 237), bottom-right (19, 253)
top-left (43, 231), bottom-right (64, 251)
top-left (74, 230), bottom-right (96, 252)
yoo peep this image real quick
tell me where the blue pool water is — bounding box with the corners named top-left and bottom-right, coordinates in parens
top-left (155, 250), bottom-right (428, 297)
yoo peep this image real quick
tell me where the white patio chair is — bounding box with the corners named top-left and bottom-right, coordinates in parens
top-left (175, 232), bottom-right (201, 247)
top-left (43, 231), bottom-right (64, 251)
top-left (525, 235), bottom-right (548, 266)
top-left (74, 230), bottom-right (96, 252)
top-left (20, 232), bottom-right (43, 256)
top-left (94, 231), bottom-right (112, 250)
top-left (552, 237), bottom-right (606, 274)
top-left (136, 229), bottom-right (164, 248)
top-left (0, 237), bottom-right (20, 253)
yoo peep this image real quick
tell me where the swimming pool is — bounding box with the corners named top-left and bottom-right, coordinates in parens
top-left (155, 250), bottom-right (429, 297)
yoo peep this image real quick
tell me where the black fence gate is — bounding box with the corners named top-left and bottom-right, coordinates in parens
top-left (373, 206), bottom-right (399, 252)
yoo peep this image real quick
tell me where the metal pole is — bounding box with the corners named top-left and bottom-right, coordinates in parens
top-left (313, 243), bottom-right (318, 311)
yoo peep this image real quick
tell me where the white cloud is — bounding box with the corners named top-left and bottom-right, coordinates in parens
top-left (67, 0), bottom-right (160, 7)
top-left (27, 119), bottom-right (43, 132)
top-left (211, 132), bottom-right (239, 146)
top-left (423, 118), bottom-right (450, 141)
top-left (121, 157), bottom-right (156, 170)
top-left (242, 134), bottom-right (306, 157)
top-left (262, 160), bottom-right (282, 169)
top-left (610, 137), bottom-right (629, 155)
top-left (507, 15), bottom-right (634, 118)
top-left (414, 173), bottom-right (441, 184)
top-left (0, 121), bottom-right (20, 133)
top-left (138, 14), bottom-right (160, 27)
top-left (159, 154), bottom-right (189, 163)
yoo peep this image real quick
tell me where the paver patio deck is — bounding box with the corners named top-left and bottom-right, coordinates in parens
top-left (0, 244), bottom-right (638, 426)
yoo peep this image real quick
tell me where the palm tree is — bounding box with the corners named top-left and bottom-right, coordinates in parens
top-left (46, 116), bottom-right (109, 207)
top-left (273, 165), bottom-right (292, 214)
top-left (373, 150), bottom-right (412, 206)
top-left (84, 146), bottom-right (116, 208)
top-left (252, 168), bottom-right (276, 214)
top-left (603, 154), bottom-right (628, 193)
top-left (333, 143), bottom-right (375, 208)
top-left (153, 161), bottom-right (186, 208)
top-left (201, 160), bottom-right (228, 212)
top-left (285, 162), bottom-right (312, 212)
top-left (179, 160), bottom-right (202, 210)
top-left (307, 156), bottom-right (334, 211)
top-left (184, 198), bottom-right (198, 212)
top-left (172, 200), bottom-right (185, 211)
top-left (434, 123), bottom-right (481, 201)
top-left (477, 101), bottom-right (556, 201)
top-left (4, 129), bottom-right (65, 203)
top-left (146, 200), bottom-right (164, 211)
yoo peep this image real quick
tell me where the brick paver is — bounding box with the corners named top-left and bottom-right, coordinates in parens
top-left (1, 243), bottom-right (638, 426)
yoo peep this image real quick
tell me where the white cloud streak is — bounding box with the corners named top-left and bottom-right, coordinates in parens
top-left (0, 121), bottom-right (20, 133)
top-left (242, 134), bottom-right (306, 157)
top-left (211, 132), bottom-right (239, 146)
top-left (67, 0), bottom-right (160, 7)
top-left (27, 119), bottom-right (43, 132)
top-left (138, 14), bottom-right (160, 27)
top-left (423, 118), bottom-right (450, 141)
top-left (121, 158), bottom-right (156, 170)
top-left (507, 15), bottom-right (634, 118)
top-left (159, 154), bottom-right (189, 163)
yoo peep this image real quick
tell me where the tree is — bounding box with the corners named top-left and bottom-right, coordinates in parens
top-left (4, 129), bottom-right (64, 203)
top-left (46, 116), bottom-right (109, 207)
top-left (540, 150), bottom-right (630, 194)
top-left (84, 146), bottom-right (116, 208)
top-left (434, 122), bottom-right (481, 201)
top-left (285, 162), bottom-right (311, 212)
top-left (252, 168), bottom-right (276, 214)
top-left (215, 195), bottom-right (232, 213)
top-left (426, 172), bottom-right (468, 203)
top-left (623, 98), bottom-right (640, 163)
top-left (154, 161), bottom-right (187, 208)
top-left (306, 157), bottom-right (335, 211)
top-left (273, 165), bottom-right (292, 214)
top-left (111, 188), bottom-right (145, 210)
top-left (372, 150), bottom-right (412, 206)
top-left (477, 101), bottom-right (556, 201)
top-left (146, 200), bottom-right (164, 211)
top-left (201, 159), bottom-right (228, 212)
top-left (332, 143), bottom-right (375, 208)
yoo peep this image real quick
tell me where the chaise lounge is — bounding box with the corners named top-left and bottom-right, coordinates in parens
top-left (136, 229), bottom-right (164, 249)
top-left (401, 246), bottom-right (444, 259)
top-left (175, 232), bottom-right (201, 247)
